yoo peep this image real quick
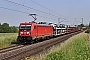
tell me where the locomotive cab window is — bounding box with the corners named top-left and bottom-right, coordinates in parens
top-left (20, 25), bottom-right (31, 30)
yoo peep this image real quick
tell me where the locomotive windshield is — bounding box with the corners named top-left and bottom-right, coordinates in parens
top-left (20, 25), bottom-right (31, 30)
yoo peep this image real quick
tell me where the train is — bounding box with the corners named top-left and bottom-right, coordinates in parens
top-left (17, 21), bottom-right (86, 43)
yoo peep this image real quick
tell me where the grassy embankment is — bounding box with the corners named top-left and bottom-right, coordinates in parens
top-left (45, 32), bottom-right (90, 60)
top-left (25, 32), bottom-right (90, 60)
top-left (0, 33), bottom-right (18, 48)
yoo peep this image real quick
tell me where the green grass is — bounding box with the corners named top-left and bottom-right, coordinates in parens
top-left (45, 32), bottom-right (90, 60)
top-left (0, 33), bottom-right (18, 48)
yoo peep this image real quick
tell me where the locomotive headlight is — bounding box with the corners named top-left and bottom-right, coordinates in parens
top-left (20, 32), bottom-right (23, 34)
top-left (27, 32), bottom-right (30, 34)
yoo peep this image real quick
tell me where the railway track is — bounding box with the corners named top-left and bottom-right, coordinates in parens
top-left (0, 44), bottom-right (17, 50)
top-left (0, 44), bottom-right (24, 53)
top-left (0, 44), bottom-right (28, 60)
top-left (0, 31), bottom-right (82, 60)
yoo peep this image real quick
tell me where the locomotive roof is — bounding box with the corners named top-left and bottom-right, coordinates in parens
top-left (19, 22), bottom-right (51, 26)
top-left (20, 22), bottom-right (36, 25)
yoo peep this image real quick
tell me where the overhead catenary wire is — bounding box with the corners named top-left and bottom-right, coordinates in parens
top-left (3, 0), bottom-right (59, 18)
top-left (2, 0), bottom-right (69, 22)
top-left (0, 6), bottom-right (29, 14)
top-left (0, 6), bottom-right (56, 20)
top-left (38, 15), bottom-right (56, 20)
top-left (1, 0), bottom-right (71, 23)
top-left (74, 18), bottom-right (82, 23)
top-left (30, 0), bottom-right (50, 11)
top-left (30, 0), bottom-right (66, 18)
top-left (30, 0), bottom-right (69, 22)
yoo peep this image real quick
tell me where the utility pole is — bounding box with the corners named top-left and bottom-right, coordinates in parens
top-left (81, 18), bottom-right (83, 24)
top-left (58, 18), bottom-right (60, 26)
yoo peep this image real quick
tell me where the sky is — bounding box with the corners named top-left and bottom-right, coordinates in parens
top-left (0, 0), bottom-right (90, 26)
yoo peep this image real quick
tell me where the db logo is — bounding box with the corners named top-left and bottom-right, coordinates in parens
top-left (24, 32), bottom-right (26, 34)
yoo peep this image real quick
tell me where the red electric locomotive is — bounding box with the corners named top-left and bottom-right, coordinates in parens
top-left (17, 21), bottom-right (53, 43)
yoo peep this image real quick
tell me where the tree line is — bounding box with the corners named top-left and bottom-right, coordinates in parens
top-left (0, 23), bottom-right (18, 33)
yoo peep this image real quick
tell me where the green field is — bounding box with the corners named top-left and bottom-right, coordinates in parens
top-left (0, 33), bottom-right (18, 48)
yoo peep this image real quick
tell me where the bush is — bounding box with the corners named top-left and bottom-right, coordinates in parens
top-left (85, 28), bottom-right (90, 33)
top-left (0, 23), bottom-right (18, 33)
